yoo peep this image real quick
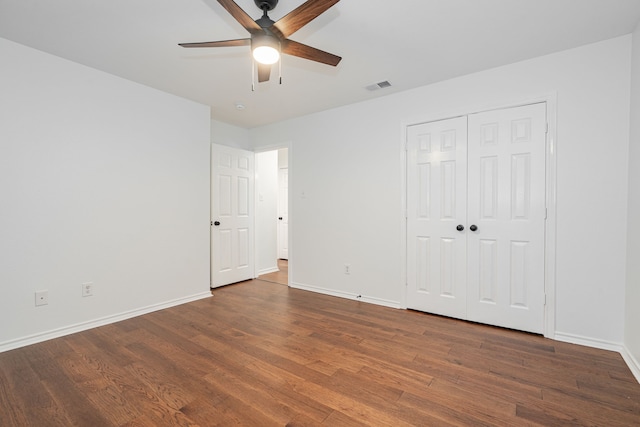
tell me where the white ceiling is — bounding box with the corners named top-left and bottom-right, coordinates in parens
top-left (1, 0), bottom-right (640, 129)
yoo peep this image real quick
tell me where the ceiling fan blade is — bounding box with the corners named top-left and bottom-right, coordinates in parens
top-left (273, 0), bottom-right (340, 38)
top-left (281, 39), bottom-right (341, 66)
top-left (179, 38), bottom-right (251, 48)
top-left (217, 0), bottom-right (262, 33)
top-left (257, 63), bottom-right (271, 82)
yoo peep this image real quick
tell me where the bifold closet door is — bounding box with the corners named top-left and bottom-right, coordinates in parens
top-left (406, 116), bottom-right (468, 319)
top-left (406, 103), bottom-right (546, 334)
top-left (466, 103), bottom-right (546, 333)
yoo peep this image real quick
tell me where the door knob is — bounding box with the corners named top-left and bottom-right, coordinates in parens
top-left (278, 217), bottom-right (283, 220)
top-left (470, 224), bottom-right (478, 231)
top-left (456, 224), bottom-right (464, 231)
top-left (213, 221), bottom-right (220, 226)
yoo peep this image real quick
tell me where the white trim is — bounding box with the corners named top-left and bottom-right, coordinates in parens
top-left (554, 331), bottom-right (624, 353)
top-left (621, 345), bottom-right (640, 384)
top-left (400, 93), bottom-right (558, 339)
top-left (530, 331), bottom-right (640, 384)
top-left (286, 142), bottom-right (293, 287)
top-left (399, 119), bottom-right (408, 309)
top-left (209, 141), bottom-right (213, 288)
top-left (257, 266), bottom-right (280, 276)
top-left (0, 292), bottom-right (212, 353)
top-left (543, 93), bottom-right (558, 339)
top-left (290, 282), bottom-right (402, 309)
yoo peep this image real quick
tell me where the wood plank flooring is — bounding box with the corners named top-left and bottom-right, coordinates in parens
top-left (1, 279), bottom-right (639, 426)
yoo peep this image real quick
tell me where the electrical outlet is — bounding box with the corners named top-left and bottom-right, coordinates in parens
top-left (35, 290), bottom-right (48, 306)
top-left (344, 264), bottom-right (351, 275)
top-left (82, 282), bottom-right (93, 297)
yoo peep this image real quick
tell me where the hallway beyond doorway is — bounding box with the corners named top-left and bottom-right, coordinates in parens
top-left (258, 259), bottom-right (288, 285)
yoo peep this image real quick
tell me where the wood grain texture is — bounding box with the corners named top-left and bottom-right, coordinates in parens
top-left (1, 279), bottom-right (638, 426)
top-left (274, 0), bottom-right (340, 38)
top-left (217, 0), bottom-right (262, 33)
top-left (282, 39), bottom-right (341, 66)
top-left (179, 39), bottom-right (251, 48)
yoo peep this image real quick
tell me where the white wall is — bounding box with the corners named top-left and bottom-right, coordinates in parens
top-left (0, 38), bottom-right (211, 351)
top-left (211, 119), bottom-right (251, 150)
top-left (625, 23), bottom-right (640, 379)
top-left (255, 150), bottom-right (279, 275)
top-left (250, 36), bottom-right (632, 345)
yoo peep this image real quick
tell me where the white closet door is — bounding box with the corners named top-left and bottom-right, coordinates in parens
top-left (466, 103), bottom-right (547, 333)
top-left (406, 116), bottom-right (468, 319)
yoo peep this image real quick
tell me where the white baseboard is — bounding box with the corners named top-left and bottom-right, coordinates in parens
top-left (0, 291), bottom-right (212, 353)
top-left (621, 345), bottom-right (640, 384)
top-left (289, 281), bottom-right (402, 309)
top-left (257, 266), bottom-right (280, 276)
top-left (554, 331), bottom-right (624, 353)
top-left (555, 331), bottom-right (640, 384)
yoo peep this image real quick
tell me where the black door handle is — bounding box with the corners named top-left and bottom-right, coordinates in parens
top-left (456, 224), bottom-right (464, 231)
top-left (213, 221), bottom-right (220, 226)
top-left (278, 217), bottom-right (283, 220)
top-left (470, 224), bottom-right (478, 231)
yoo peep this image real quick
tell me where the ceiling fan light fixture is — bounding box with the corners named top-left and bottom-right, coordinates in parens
top-left (252, 34), bottom-right (280, 65)
top-left (179, 0), bottom-right (342, 83)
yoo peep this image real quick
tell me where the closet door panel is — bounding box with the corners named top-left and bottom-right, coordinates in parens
top-left (466, 103), bottom-right (546, 334)
top-left (407, 116), bottom-right (468, 318)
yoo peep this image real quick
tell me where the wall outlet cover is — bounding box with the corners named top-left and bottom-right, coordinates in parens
top-left (35, 290), bottom-right (48, 306)
top-left (82, 282), bottom-right (93, 297)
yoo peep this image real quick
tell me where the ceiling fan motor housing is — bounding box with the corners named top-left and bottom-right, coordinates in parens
top-left (254, 0), bottom-right (278, 12)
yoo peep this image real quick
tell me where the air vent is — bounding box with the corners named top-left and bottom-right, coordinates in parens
top-left (365, 80), bottom-right (392, 91)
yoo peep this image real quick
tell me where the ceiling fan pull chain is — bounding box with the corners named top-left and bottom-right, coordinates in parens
top-left (279, 42), bottom-right (282, 85)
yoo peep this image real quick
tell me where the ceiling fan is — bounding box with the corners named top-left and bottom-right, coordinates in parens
top-left (179, 0), bottom-right (342, 83)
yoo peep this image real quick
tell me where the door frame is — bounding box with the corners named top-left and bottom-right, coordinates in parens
top-left (254, 142), bottom-right (292, 287)
top-left (400, 93), bottom-right (558, 339)
top-left (277, 167), bottom-right (289, 260)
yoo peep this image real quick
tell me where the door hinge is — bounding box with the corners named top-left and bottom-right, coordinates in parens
top-left (545, 122), bottom-right (549, 135)
top-left (544, 294), bottom-right (547, 305)
top-left (544, 208), bottom-right (548, 220)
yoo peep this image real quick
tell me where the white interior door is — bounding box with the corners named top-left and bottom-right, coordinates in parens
top-left (466, 103), bottom-right (546, 333)
top-left (406, 103), bottom-right (547, 334)
top-left (211, 144), bottom-right (255, 288)
top-left (277, 168), bottom-right (289, 260)
top-left (406, 116), bottom-right (468, 319)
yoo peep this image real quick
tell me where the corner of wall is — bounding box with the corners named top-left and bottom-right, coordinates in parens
top-left (624, 20), bottom-right (640, 379)
top-left (211, 119), bottom-right (252, 150)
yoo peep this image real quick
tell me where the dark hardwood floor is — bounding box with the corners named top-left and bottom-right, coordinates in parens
top-left (1, 279), bottom-right (639, 426)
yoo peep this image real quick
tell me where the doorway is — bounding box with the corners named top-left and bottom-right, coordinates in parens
top-left (259, 259), bottom-right (288, 285)
top-left (255, 147), bottom-right (289, 284)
